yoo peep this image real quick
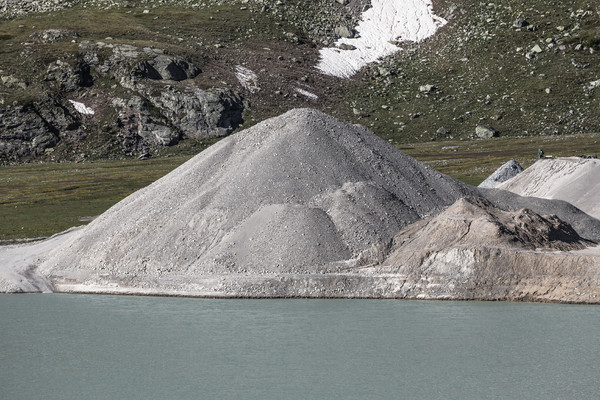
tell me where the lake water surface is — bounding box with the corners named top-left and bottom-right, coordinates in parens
top-left (1, 295), bottom-right (599, 399)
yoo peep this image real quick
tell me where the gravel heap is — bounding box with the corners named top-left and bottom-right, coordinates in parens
top-left (478, 159), bottom-right (523, 189)
top-left (356, 196), bottom-right (600, 303)
top-left (40, 108), bottom-right (475, 283)
top-left (497, 157), bottom-right (600, 220)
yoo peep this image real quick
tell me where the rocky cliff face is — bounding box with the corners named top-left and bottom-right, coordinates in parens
top-left (0, 97), bottom-right (80, 161)
top-left (1, 34), bottom-right (244, 164)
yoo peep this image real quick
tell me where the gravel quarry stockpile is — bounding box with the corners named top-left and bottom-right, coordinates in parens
top-left (6, 109), bottom-right (600, 300)
top-left (498, 157), bottom-right (600, 220)
top-left (357, 197), bottom-right (600, 303)
top-left (38, 108), bottom-right (476, 296)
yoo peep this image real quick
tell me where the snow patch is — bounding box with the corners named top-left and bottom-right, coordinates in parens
top-left (69, 100), bottom-right (95, 115)
top-left (317, 0), bottom-right (447, 78)
top-left (294, 87), bottom-right (319, 100)
top-left (235, 65), bottom-right (260, 93)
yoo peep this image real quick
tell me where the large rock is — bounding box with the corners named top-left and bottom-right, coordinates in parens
top-left (111, 96), bottom-right (179, 155)
top-left (148, 87), bottom-right (244, 139)
top-left (93, 42), bottom-right (242, 140)
top-left (475, 124), bottom-right (499, 138)
top-left (133, 55), bottom-right (201, 81)
top-left (45, 60), bottom-right (93, 92)
top-left (0, 98), bottom-right (79, 163)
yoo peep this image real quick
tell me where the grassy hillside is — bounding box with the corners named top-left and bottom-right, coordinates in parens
top-left (2, 0), bottom-right (597, 152)
top-left (336, 0), bottom-right (600, 143)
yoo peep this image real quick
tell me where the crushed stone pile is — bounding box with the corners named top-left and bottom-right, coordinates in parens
top-left (357, 196), bottom-right (600, 303)
top-left (497, 157), bottom-right (600, 220)
top-left (39, 108), bottom-right (476, 289)
top-left (478, 159), bottom-right (523, 189)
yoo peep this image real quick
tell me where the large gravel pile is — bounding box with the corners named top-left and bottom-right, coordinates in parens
top-left (497, 157), bottom-right (600, 220)
top-left (40, 108), bottom-right (475, 283)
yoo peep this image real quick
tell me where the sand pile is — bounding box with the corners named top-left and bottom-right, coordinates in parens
top-left (39, 108), bottom-right (475, 291)
top-left (357, 196), bottom-right (600, 303)
top-left (478, 159), bottom-right (523, 189)
top-left (497, 157), bottom-right (600, 219)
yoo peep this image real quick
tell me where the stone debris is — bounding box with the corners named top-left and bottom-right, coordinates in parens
top-left (234, 65), bottom-right (260, 93)
top-left (294, 87), bottom-right (318, 100)
top-left (358, 196), bottom-right (600, 303)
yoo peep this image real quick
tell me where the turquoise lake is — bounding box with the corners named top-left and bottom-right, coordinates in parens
top-left (1, 294), bottom-right (599, 399)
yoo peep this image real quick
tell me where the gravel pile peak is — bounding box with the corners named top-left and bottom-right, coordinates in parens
top-left (478, 159), bottom-right (523, 189)
top-left (40, 108), bottom-right (475, 279)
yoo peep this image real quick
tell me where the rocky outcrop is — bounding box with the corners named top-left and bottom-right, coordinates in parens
top-left (133, 55), bottom-right (201, 81)
top-left (147, 87), bottom-right (244, 139)
top-left (0, 98), bottom-right (80, 162)
top-left (2, 38), bottom-right (243, 162)
top-left (45, 60), bottom-right (93, 92)
top-left (110, 96), bottom-right (180, 155)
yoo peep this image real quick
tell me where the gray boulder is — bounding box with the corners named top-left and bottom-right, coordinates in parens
top-left (111, 96), bottom-right (179, 155)
top-left (419, 84), bottom-right (437, 93)
top-left (513, 18), bottom-right (529, 28)
top-left (149, 87), bottom-right (244, 139)
top-left (334, 25), bottom-right (355, 39)
top-left (0, 99), bottom-right (79, 162)
top-left (475, 124), bottom-right (499, 139)
top-left (45, 60), bottom-right (93, 92)
top-left (133, 55), bottom-right (201, 81)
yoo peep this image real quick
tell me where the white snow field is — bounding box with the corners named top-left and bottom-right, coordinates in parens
top-left (317, 0), bottom-right (447, 78)
top-left (234, 65), bottom-right (260, 93)
top-left (68, 100), bottom-right (95, 115)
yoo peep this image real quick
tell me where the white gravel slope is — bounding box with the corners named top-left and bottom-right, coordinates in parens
top-left (0, 228), bottom-right (80, 293)
top-left (498, 157), bottom-right (600, 219)
top-left (317, 0), bottom-right (447, 78)
top-left (39, 108), bottom-right (474, 291)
